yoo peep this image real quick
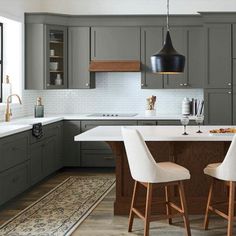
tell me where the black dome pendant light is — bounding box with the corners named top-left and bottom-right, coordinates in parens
top-left (151, 0), bottom-right (185, 74)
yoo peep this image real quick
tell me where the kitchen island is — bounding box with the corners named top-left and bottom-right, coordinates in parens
top-left (75, 126), bottom-right (235, 215)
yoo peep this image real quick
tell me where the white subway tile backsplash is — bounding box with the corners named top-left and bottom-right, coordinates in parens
top-left (0, 73), bottom-right (204, 120)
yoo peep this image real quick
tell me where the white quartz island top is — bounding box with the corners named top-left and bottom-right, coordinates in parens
top-left (74, 126), bottom-right (236, 142)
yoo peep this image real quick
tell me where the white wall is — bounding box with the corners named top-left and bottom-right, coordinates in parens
top-left (40, 0), bottom-right (236, 15)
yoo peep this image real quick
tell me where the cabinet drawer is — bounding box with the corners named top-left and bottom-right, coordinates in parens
top-left (0, 162), bottom-right (30, 205)
top-left (81, 150), bottom-right (115, 167)
top-left (157, 120), bottom-right (195, 125)
top-left (0, 132), bottom-right (29, 172)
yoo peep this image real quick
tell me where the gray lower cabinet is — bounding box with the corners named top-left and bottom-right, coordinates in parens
top-left (30, 122), bottom-right (63, 185)
top-left (63, 121), bottom-right (81, 166)
top-left (80, 120), bottom-right (137, 167)
top-left (204, 24), bottom-right (232, 89)
top-left (164, 27), bottom-right (204, 89)
top-left (141, 27), bottom-right (164, 89)
top-left (137, 120), bottom-right (157, 125)
top-left (233, 24), bottom-right (236, 59)
top-left (0, 162), bottom-right (30, 205)
top-left (233, 60), bottom-right (236, 124)
top-left (68, 27), bottom-right (95, 89)
top-left (0, 132), bottom-right (30, 206)
top-left (204, 89), bottom-right (232, 125)
top-left (91, 27), bottom-right (140, 60)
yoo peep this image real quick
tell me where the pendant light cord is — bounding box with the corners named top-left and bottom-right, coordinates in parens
top-left (167, 0), bottom-right (170, 31)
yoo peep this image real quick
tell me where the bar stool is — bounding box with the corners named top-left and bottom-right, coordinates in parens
top-left (121, 127), bottom-right (191, 236)
top-left (204, 135), bottom-right (236, 236)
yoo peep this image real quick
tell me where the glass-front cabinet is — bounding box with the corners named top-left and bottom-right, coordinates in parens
top-left (46, 25), bottom-right (67, 89)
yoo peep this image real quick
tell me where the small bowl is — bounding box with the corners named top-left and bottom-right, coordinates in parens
top-left (50, 62), bottom-right (58, 71)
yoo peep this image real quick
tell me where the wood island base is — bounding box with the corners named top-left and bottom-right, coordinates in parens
top-left (108, 141), bottom-right (231, 215)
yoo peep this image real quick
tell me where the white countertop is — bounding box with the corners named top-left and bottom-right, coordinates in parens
top-left (74, 126), bottom-right (236, 142)
top-left (0, 113), bottom-right (197, 139)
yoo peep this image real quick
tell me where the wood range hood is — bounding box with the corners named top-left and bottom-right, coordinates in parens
top-left (89, 60), bottom-right (141, 72)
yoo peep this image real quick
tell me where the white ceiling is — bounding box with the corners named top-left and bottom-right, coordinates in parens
top-left (1, 0), bottom-right (236, 21)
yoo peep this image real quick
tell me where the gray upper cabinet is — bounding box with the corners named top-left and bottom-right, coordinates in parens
top-left (233, 24), bottom-right (236, 59)
top-left (25, 24), bottom-right (68, 90)
top-left (141, 27), bottom-right (164, 89)
top-left (164, 27), bottom-right (204, 89)
top-left (68, 27), bottom-right (95, 89)
top-left (91, 27), bottom-right (140, 60)
top-left (205, 24), bottom-right (232, 89)
top-left (204, 89), bottom-right (232, 125)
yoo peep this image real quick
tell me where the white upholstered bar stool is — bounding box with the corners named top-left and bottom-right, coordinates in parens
top-left (204, 135), bottom-right (236, 236)
top-left (121, 127), bottom-right (191, 236)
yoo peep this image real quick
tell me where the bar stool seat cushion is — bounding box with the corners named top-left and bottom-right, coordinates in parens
top-left (204, 163), bottom-right (221, 179)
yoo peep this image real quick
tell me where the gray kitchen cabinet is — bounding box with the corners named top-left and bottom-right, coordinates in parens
top-left (80, 120), bottom-right (137, 167)
top-left (91, 27), bottom-right (140, 60)
top-left (204, 24), bottom-right (232, 88)
top-left (204, 89), bottom-right (232, 125)
top-left (30, 122), bottom-right (63, 185)
top-left (0, 132), bottom-right (29, 172)
top-left (63, 121), bottom-right (81, 166)
top-left (233, 24), bottom-right (236, 59)
top-left (141, 27), bottom-right (164, 89)
top-left (25, 24), bottom-right (68, 90)
top-left (158, 120), bottom-right (195, 125)
top-left (233, 60), bottom-right (236, 124)
top-left (0, 162), bottom-right (30, 206)
top-left (68, 27), bottom-right (95, 89)
top-left (164, 27), bottom-right (204, 89)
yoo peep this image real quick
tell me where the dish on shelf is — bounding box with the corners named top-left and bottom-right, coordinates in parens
top-left (209, 128), bottom-right (236, 134)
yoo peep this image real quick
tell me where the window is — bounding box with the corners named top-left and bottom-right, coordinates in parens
top-left (0, 23), bottom-right (3, 102)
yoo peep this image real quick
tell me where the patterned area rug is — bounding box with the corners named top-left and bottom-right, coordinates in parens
top-left (0, 176), bottom-right (115, 236)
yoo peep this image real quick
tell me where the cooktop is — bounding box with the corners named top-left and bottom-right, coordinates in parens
top-left (87, 113), bottom-right (138, 117)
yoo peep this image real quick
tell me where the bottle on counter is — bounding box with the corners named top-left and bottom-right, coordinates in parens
top-left (182, 97), bottom-right (190, 116)
top-left (34, 97), bottom-right (44, 118)
top-left (2, 75), bottom-right (12, 103)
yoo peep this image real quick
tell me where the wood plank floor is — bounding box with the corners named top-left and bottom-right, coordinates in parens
top-left (0, 168), bottom-right (234, 235)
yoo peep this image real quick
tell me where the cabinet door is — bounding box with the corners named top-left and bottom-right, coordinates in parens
top-left (25, 24), bottom-right (44, 89)
top-left (141, 27), bottom-right (164, 89)
top-left (204, 89), bottom-right (232, 125)
top-left (164, 27), bottom-right (188, 88)
top-left (30, 142), bottom-right (44, 185)
top-left (42, 137), bottom-right (57, 176)
top-left (0, 162), bottom-right (30, 205)
top-left (68, 27), bottom-right (95, 89)
top-left (45, 25), bottom-right (68, 89)
top-left (233, 24), bottom-right (236, 59)
top-left (63, 121), bottom-right (81, 166)
top-left (91, 27), bottom-right (140, 60)
top-left (205, 24), bottom-right (232, 88)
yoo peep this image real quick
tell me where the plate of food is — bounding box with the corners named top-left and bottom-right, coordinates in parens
top-left (209, 128), bottom-right (236, 136)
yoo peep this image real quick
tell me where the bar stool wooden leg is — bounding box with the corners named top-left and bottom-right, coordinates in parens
top-left (144, 183), bottom-right (153, 236)
top-left (204, 178), bottom-right (214, 230)
top-left (165, 185), bottom-right (172, 225)
top-left (128, 181), bottom-right (139, 232)
top-left (178, 181), bottom-right (191, 236)
top-left (227, 181), bottom-right (235, 236)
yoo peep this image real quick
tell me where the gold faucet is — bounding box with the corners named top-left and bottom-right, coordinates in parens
top-left (5, 94), bottom-right (22, 122)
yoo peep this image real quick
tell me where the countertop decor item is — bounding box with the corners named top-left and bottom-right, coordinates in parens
top-left (2, 75), bottom-right (12, 103)
top-left (151, 0), bottom-right (185, 74)
top-left (34, 97), bottom-right (44, 118)
top-left (0, 176), bottom-right (115, 236)
top-left (145, 95), bottom-right (157, 116)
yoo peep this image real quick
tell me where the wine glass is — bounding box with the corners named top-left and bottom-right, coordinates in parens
top-left (181, 116), bottom-right (189, 135)
top-left (195, 115), bottom-right (204, 133)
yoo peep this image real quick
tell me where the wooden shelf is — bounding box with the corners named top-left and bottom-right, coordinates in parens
top-left (50, 41), bottom-right (63, 44)
top-left (49, 71), bottom-right (64, 73)
top-left (89, 60), bottom-right (141, 72)
top-left (50, 56), bottom-right (63, 58)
